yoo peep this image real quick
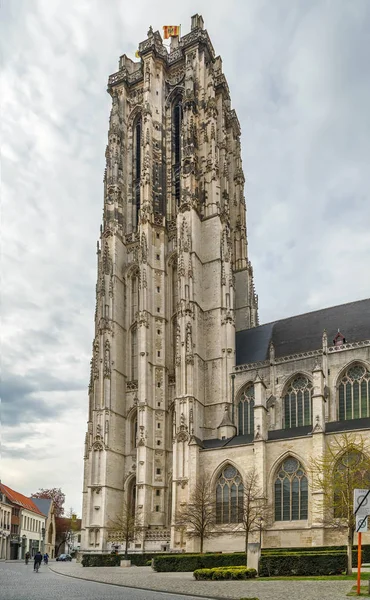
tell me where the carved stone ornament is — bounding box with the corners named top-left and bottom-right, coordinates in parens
top-left (104, 339), bottom-right (111, 378)
top-left (176, 430), bottom-right (189, 443)
top-left (92, 441), bottom-right (104, 452)
top-left (254, 424), bottom-right (261, 441)
top-left (313, 415), bottom-right (323, 433)
top-left (166, 67), bottom-right (185, 86)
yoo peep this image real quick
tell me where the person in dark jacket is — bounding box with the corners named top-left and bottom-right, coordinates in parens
top-left (34, 551), bottom-right (42, 571)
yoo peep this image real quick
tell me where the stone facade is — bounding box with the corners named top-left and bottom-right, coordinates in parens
top-left (81, 15), bottom-right (370, 554)
top-left (0, 496), bottom-right (11, 560)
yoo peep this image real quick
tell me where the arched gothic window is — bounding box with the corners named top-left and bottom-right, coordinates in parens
top-left (274, 457), bottom-right (308, 521)
top-left (127, 477), bottom-right (136, 519)
top-left (237, 385), bottom-right (254, 435)
top-left (130, 412), bottom-right (138, 449)
top-left (131, 273), bottom-right (139, 322)
top-left (284, 375), bottom-right (313, 429)
top-left (338, 364), bottom-right (370, 421)
top-left (172, 100), bottom-right (182, 206)
top-left (216, 465), bottom-right (244, 524)
top-left (133, 116), bottom-right (142, 226)
top-left (172, 264), bottom-right (178, 316)
top-left (131, 327), bottom-right (138, 382)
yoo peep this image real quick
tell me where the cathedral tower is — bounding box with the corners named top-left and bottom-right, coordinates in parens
top-left (81, 14), bottom-right (258, 553)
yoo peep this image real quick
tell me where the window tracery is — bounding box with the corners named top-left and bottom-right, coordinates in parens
top-left (216, 465), bottom-right (244, 524)
top-left (284, 375), bottom-right (312, 429)
top-left (237, 384), bottom-right (254, 435)
top-left (274, 457), bottom-right (308, 521)
top-left (133, 116), bottom-right (142, 227)
top-left (338, 364), bottom-right (370, 421)
top-left (172, 99), bottom-right (182, 207)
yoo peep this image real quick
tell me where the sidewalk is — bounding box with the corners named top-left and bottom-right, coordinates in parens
top-left (49, 561), bottom-right (352, 600)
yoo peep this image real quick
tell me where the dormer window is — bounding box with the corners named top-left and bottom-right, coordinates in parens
top-left (333, 330), bottom-right (346, 346)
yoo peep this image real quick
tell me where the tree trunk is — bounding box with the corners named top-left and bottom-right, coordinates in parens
top-left (245, 530), bottom-right (249, 566)
top-left (347, 527), bottom-right (353, 575)
top-left (124, 537), bottom-right (129, 559)
top-left (200, 533), bottom-right (204, 554)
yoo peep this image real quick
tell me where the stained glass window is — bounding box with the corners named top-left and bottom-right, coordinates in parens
top-left (284, 376), bottom-right (312, 429)
top-left (275, 458), bottom-right (308, 521)
top-left (216, 465), bottom-right (244, 524)
top-left (338, 364), bottom-right (370, 421)
top-left (237, 385), bottom-right (255, 435)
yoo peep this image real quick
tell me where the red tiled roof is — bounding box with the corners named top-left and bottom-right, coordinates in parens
top-left (0, 483), bottom-right (44, 516)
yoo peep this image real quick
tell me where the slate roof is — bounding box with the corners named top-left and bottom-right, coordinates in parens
top-left (236, 298), bottom-right (370, 365)
top-left (31, 497), bottom-right (52, 517)
top-left (0, 483), bottom-right (44, 515)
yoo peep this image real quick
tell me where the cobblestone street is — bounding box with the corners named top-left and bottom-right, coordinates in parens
top-left (0, 562), bottom-right (213, 600)
top-left (47, 560), bottom-right (352, 600)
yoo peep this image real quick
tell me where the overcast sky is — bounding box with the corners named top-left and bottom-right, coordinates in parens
top-left (1, 0), bottom-right (369, 516)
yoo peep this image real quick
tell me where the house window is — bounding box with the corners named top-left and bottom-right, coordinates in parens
top-left (274, 457), bottom-right (308, 521)
top-left (284, 375), bottom-right (313, 428)
top-left (216, 465), bottom-right (244, 524)
top-left (237, 384), bottom-right (254, 435)
top-left (338, 364), bottom-right (370, 421)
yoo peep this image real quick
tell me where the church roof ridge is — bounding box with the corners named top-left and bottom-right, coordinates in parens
top-left (254, 297), bottom-right (370, 330)
top-left (236, 297), bottom-right (370, 366)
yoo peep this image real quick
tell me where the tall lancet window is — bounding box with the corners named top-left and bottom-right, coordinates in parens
top-left (338, 364), bottom-right (370, 421)
top-left (172, 264), bottom-right (178, 315)
top-left (131, 273), bottom-right (139, 322)
top-left (172, 100), bottom-right (182, 207)
top-left (131, 326), bottom-right (138, 382)
top-left (133, 116), bottom-right (142, 226)
top-left (171, 263), bottom-right (178, 372)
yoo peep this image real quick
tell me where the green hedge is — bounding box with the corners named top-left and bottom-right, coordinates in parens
top-left (262, 545), bottom-right (370, 564)
top-left (194, 566), bottom-right (257, 580)
top-left (152, 553), bottom-right (246, 572)
top-left (81, 553), bottom-right (162, 567)
top-left (259, 552), bottom-right (347, 577)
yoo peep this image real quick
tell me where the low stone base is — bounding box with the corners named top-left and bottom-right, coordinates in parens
top-left (120, 559), bottom-right (131, 568)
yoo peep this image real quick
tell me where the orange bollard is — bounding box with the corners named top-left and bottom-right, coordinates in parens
top-left (357, 531), bottom-right (362, 596)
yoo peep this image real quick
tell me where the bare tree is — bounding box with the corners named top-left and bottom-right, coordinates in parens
top-left (31, 487), bottom-right (65, 517)
top-left (239, 467), bottom-right (272, 564)
top-left (55, 507), bottom-right (80, 556)
top-left (175, 476), bottom-right (216, 553)
top-left (310, 433), bottom-right (370, 574)
top-left (107, 500), bottom-right (138, 559)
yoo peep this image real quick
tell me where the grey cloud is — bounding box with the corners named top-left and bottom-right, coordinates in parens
top-left (1, 372), bottom-right (86, 427)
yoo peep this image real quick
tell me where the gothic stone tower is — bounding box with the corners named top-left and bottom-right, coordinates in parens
top-left (81, 14), bottom-right (258, 553)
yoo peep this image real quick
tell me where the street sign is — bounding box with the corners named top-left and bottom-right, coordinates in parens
top-left (354, 489), bottom-right (370, 516)
top-left (356, 515), bottom-right (368, 533)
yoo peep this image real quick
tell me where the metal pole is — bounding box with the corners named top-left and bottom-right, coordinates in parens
top-left (357, 531), bottom-right (362, 596)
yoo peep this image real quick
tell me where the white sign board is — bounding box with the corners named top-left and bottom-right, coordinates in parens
top-left (356, 515), bottom-right (368, 533)
top-left (354, 489), bottom-right (370, 517)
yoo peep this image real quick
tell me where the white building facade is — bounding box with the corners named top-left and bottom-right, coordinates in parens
top-left (0, 494), bottom-right (11, 560)
top-left (81, 15), bottom-right (370, 554)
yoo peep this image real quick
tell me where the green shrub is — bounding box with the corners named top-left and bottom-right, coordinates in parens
top-left (194, 566), bottom-right (257, 580)
top-left (81, 553), bottom-right (164, 567)
top-left (259, 551), bottom-right (346, 577)
top-left (152, 552), bottom-right (246, 572)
